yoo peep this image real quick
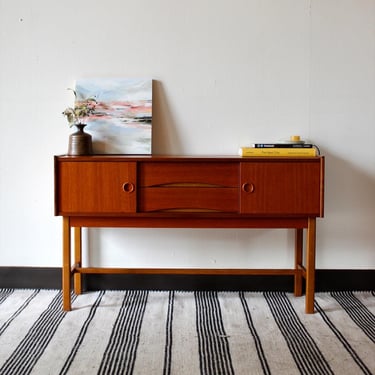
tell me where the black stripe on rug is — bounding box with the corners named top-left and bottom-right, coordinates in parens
top-left (331, 291), bottom-right (375, 343)
top-left (0, 290), bottom-right (40, 336)
top-left (97, 290), bottom-right (149, 375)
top-left (264, 292), bottom-right (333, 375)
top-left (0, 289), bottom-right (14, 305)
top-left (163, 291), bottom-right (174, 375)
top-left (239, 292), bottom-right (271, 375)
top-left (195, 291), bottom-right (234, 375)
top-left (314, 300), bottom-right (373, 375)
top-left (0, 291), bottom-right (69, 375)
top-left (59, 290), bottom-right (105, 375)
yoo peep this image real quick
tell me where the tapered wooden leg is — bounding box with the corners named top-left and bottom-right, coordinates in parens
top-left (294, 228), bottom-right (303, 297)
top-left (74, 227), bottom-right (82, 295)
top-left (62, 217), bottom-right (71, 311)
top-left (305, 217), bottom-right (316, 314)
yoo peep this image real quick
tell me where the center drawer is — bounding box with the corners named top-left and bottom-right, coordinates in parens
top-left (138, 162), bottom-right (239, 212)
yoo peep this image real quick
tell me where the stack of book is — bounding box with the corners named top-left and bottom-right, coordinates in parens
top-left (239, 137), bottom-right (319, 157)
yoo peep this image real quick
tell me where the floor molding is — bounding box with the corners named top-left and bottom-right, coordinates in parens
top-left (0, 267), bottom-right (373, 292)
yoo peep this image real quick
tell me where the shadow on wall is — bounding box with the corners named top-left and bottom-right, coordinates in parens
top-left (318, 148), bottom-right (375, 264)
top-left (152, 80), bottom-right (183, 154)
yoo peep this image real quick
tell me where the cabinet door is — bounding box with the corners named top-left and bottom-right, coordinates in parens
top-left (240, 161), bottom-right (323, 216)
top-left (57, 161), bottom-right (136, 214)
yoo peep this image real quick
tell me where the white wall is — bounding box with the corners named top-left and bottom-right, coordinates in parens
top-left (0, 0), bottom-right (374, 269)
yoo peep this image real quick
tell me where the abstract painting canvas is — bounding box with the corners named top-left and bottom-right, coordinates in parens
top-left (75, 78), bottom-right (152, 154)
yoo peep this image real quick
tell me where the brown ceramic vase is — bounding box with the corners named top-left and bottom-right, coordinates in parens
top-left (67, 124), bottom-right (93, 155)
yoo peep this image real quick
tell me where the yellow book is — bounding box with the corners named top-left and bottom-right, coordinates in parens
top-left (239, 147), bottom-right (317, 157)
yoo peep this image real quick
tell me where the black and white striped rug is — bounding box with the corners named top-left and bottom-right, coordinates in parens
top-left (0, 289), bottom-right (374, 374)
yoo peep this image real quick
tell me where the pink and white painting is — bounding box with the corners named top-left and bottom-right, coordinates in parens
top-left (75, 78), bottom-right (152, 154)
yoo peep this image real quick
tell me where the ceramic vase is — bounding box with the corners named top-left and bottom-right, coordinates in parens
top-left (68, 124), bottom-right (93, 155)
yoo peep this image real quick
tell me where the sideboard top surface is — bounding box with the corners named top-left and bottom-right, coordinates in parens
top-left (55, 155), bottom-right (323, 163)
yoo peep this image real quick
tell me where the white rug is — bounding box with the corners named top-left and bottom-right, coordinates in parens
top-left (0, 289), bottom-right (374, 374)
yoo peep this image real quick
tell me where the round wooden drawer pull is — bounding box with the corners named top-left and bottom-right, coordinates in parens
top-left (242, 182), bottom-right (255, 193)
top-left (123, 182), bottom-right (135, 193)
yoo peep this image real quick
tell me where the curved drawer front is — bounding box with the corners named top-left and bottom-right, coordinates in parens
top-left (139, 186), bottom-right (239, 212)
top-left (139, 162), bottom-right (239, 187)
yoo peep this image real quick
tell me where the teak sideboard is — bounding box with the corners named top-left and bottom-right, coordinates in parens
top-left (54, 155), bottom-right (324, 313)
